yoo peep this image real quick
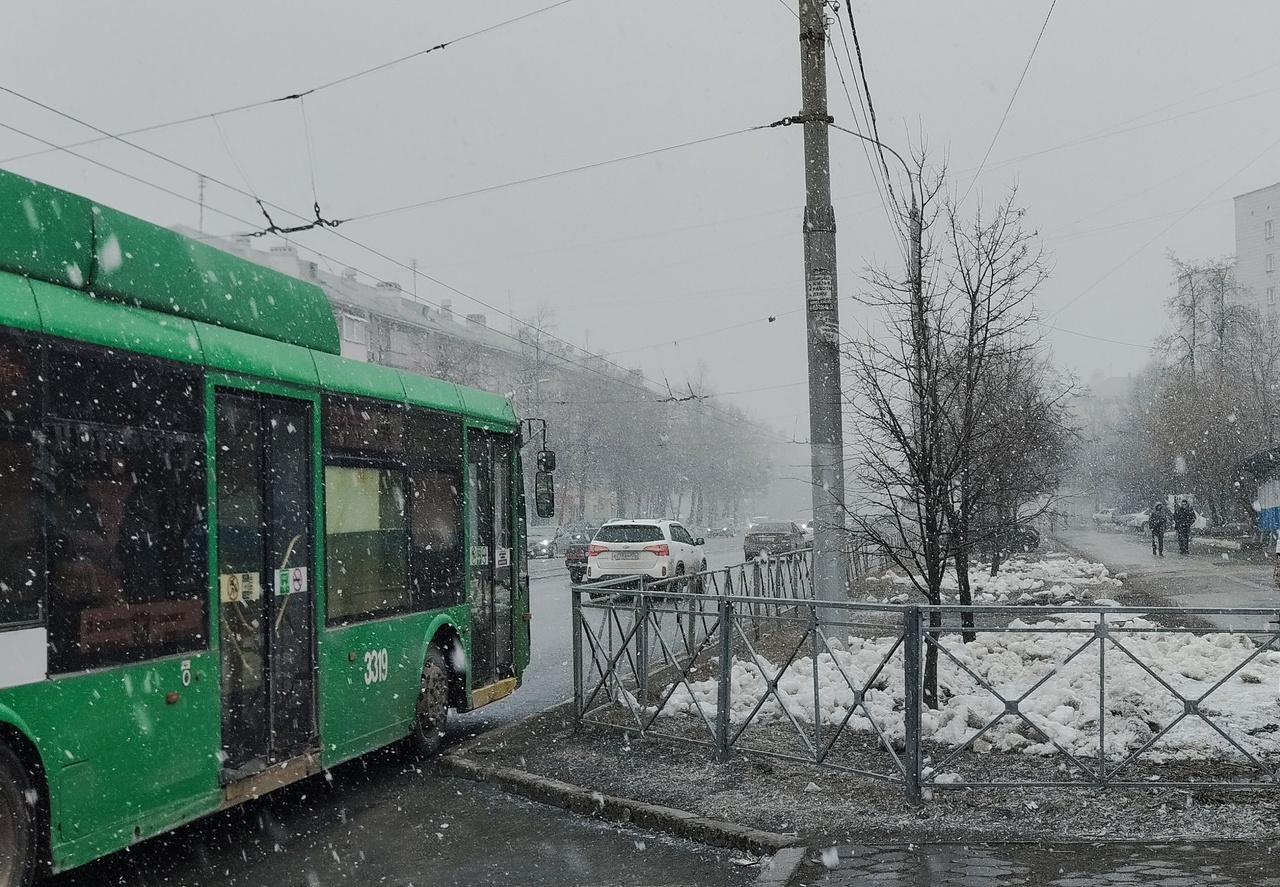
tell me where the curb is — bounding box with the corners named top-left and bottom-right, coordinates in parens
top-left (443, 705), bottom-right (806, 883)
top-left (438, 754), bottom-right (800, 858)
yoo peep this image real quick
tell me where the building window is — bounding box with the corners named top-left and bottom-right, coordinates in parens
top-left (342, 314), bottom-right (368, 345)
top-left (1270, 287), bottom-right (1277, 307)
top-left (1268, 254), bottom-right (1275, 273)
top-left (1267, 219), bottom-right (1274, 240)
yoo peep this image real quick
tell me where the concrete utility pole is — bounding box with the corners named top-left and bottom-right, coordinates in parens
top-left (798, 0), bottom-right (850, 617)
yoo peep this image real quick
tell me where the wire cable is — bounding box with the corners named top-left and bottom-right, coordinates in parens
top-left (843, 3), bottom-right (896, 206)
top-left (0, 93), bottom-right (797, 441)
top-left (344, 127), bottom-right (771, 223)
top-left (0, 0), bottom-right (581, 167)
top-left (961, 0), bottom-right (1055, 205)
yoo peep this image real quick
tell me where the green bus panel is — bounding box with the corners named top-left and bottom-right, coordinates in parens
top-left (0, 653), bottom-right (221, 873)
top-left (196, 320), bottom-right (321, 390)
top-left (457, 387), bottom-right (518, 430)
top-left (0, 169), bottom-right (95, 288)
top-left (317, 610), bottom-right (464, 766)
top-left (400, 369), bottom-right (464, 416)
top-left (312, 350), bottom-right (407, 403)
top-left (30, 279), bottom-right (205, 365)
top-left (0, 272), bottom-right (42, 331)
top-left (90, 205), bottom-right (340, 355)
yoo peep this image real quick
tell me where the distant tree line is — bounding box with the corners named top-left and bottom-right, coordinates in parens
top-left (506, 314), bottom-right (772, 528)
top-left (1075, 256), bottom-right (1280, 525)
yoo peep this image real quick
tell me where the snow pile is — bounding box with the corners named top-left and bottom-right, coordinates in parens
top-left (866, 553), bottom-right (1123, 605)
top-left (657, 556), bottom-right (1280, 764)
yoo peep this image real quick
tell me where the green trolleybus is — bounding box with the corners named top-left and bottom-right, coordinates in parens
top-left (0, 169), bottom-right (554, 885)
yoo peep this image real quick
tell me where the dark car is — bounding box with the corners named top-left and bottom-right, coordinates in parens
top-left (563, 525), bottom-right (597, 584)
top-left (743, 521), bottom-right (807, 559)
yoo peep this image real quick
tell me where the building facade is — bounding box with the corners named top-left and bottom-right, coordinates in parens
top-left (1233, 182), bottom-right (1280, 312)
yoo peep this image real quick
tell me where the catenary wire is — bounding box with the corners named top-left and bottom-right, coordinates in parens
top-left (343, 127), bottom-right (772, 223)
top-left (0, 112), bottom-right (792, 443)
top-left (960, 0), bottom-right (1055, 206)
top-left (0, 0), bottom-right (581, 167)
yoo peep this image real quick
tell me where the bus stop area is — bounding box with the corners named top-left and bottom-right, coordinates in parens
top-left (440, 527), bottom-right (1280, 886)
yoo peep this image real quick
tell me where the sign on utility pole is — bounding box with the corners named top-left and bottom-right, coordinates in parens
top-left (798, 0), bottom-right (850, 620)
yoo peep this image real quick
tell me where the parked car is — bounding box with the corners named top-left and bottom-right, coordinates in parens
top-left (744, 520), bottom-right (807, 559)
top-left (563, 525), bottom-right (598, 584)
top-left (586, 519), bottom-right (706, 585)
top-left (1117, 509), bottom-right (1151, 530)
top-left (527, 524), bottom-right (565, 558)
top-left (1092, 508), bottom-right (1116, 527)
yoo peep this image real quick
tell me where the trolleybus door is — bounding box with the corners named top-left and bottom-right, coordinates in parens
top-left (467, 431), bottom-right (515, 688)
top-left (215, 391), bottom-right (317, 780)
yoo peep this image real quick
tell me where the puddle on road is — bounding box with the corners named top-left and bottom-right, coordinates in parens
top-left (817, 842), bottom-right (1280, 886)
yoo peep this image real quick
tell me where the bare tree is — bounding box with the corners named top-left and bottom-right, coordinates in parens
top-left (1146, 258), bottom-right (1277, 523)
top-left (847, 160), bottom-right (1063, 704)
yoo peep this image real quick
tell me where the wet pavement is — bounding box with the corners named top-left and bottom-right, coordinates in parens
top-left (49, 753), bottom-right (762, 887)
top-left (796, 841), bottom-right (1280, 886)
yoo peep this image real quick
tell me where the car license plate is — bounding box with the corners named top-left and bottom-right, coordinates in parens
top-left (612, 551), bottom-right (640, 560)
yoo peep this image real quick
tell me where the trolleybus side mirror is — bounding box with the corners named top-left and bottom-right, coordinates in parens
top-left (534, 470), bottom-right (555, 519)
top-left (536, 449), bottom-right (556, 472)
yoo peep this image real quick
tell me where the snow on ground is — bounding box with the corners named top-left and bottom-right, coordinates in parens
top-left (657, 554), bottom-right (1280, 768)
top-left (864, 552), bottom-right (1124, 605)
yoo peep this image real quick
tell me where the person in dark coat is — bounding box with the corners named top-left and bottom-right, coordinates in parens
top-left (1173, 499), bottom-right (1195, 556)
top-left (1149, 501), bottom-right (1170, 557)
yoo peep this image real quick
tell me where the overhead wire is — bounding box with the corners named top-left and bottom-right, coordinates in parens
top-left (826, 17), bottom-right (905, 262)
top-left (0, 102), bottom-right (794, 443)
top-left (0, 0), bottom-right (581, 167)
top-left (343, 127), bottom-right (771, 223)
top-left (960, 0), bottom-right (1055, 205)
top-left (842, 3), bottom-right (896, 209)
top-left (0, 85), bottom-right (333, 237)
top-left (1049, 129), bottom-right (1280, 321)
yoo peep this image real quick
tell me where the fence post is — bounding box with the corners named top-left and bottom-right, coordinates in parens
top-left (902, 605), bottom-right (923, 804)
top-left (1097, 608), bottom-right (1107, 785)
top-left (572, 586), bottom-right (584, 720)
top-left (715, 593), bottom-right (733, 762)
top-left (637, 588), bottom-right (650, 705)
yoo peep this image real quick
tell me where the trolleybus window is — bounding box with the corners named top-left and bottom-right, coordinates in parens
top-left (44, 341), bottom-right (207, 672)
top-left (0, 330), bottom-right (41, 628)
top-left (409, 468), bottom-right (463, 609)
top-left (408, 407), bottom-right (464, 609)
top-left (324, 465), bottom-right (409, 622)
top-left (321, 397), bottom-right (469, 621)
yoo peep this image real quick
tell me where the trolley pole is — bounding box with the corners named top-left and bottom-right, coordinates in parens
top-left (798, 0), bottom-right (850, 623)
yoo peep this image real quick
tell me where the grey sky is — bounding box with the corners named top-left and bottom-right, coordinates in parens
top-left (2, 2), bottom-right (1274, 439)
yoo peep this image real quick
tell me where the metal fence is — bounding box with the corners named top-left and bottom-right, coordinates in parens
top-left (572, 552), bottom-right (1280, 802)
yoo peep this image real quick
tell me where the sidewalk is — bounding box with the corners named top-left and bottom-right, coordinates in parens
top-left (441, 534), bottom-right (1280, 886)
top-left (1058, 527), bottom-right (1280, 631)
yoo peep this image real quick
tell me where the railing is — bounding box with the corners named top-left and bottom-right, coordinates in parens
top-left (572, 554), bottom-right (1280, 802)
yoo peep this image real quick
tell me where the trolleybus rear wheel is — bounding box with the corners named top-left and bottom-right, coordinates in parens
top-left (0, 744), bottom-right (35, 887)
top-left (410, 654), bottom-right (450, 759)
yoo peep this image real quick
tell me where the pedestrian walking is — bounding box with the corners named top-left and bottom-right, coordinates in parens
top-left (1173, 499), bottom-right (1195, 555)
top-left (1149, 501), bottom-right (1170, 556)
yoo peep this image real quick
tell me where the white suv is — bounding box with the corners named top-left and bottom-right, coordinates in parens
top-left (586, 519), bottom-right (706, 584)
